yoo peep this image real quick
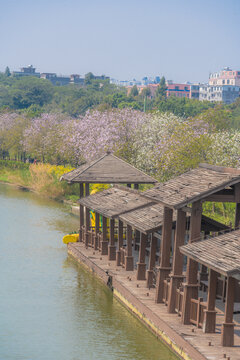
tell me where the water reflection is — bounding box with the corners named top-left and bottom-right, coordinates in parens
top-left (0, 183), bottom-right (178, 360)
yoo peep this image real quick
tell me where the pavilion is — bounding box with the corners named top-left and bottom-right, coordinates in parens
top-left (62, 159), bottom-right (240, 348)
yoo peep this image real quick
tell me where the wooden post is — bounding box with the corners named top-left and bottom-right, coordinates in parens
top-left (94, 212), bottom-right (99, 250)
top-left (85, 183), bottom-right (90, 247)
top-left (108, 218), bottom-right (116, 260)
top-left (221, 277), bottom-right (235, 346)
top-left (101, 216), bottom-right (108, 255)
top-left (146, 234), bottom-right (157, 288)
top-left (85, 206), bottom-right (90, 249)
top-left (136, 232), bottom-right (147, 280)
top-left (168, 209), bottom-right (186, 313)
top-left (116, 220), bottom-right (123, 266)
top-left (203, 269), bottom-right (217, 333)
top-left (155, 207), bottom-right (173, 303)
top-left (79, 183), bottom-right (84, 242)
top-left (182, 201), bottom-right (202, 325)
top-left (134, 184), bottom-right (139, 190)
top-left (235, 183), bottom-right (240, 228)
top-left (125, 224), bottom-right (134, 271)
top-left (127, 183), bottom-right (131, 188)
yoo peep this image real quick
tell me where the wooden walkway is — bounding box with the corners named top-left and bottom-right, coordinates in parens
top-left (68, 242), bottom-right (240, 360)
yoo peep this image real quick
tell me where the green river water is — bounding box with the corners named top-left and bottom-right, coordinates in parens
top-left (0, 183), bottom-right (178, 360)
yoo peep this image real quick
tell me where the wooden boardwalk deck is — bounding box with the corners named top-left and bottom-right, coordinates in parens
top-left (68, 242), bottom-right (240, 360)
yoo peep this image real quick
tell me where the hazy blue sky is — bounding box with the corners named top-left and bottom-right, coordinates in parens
top-left (0, 0), bottom-right (239, 82)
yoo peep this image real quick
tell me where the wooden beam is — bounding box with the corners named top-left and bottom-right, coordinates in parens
top-left (204, 195), bottom-right (235, 202)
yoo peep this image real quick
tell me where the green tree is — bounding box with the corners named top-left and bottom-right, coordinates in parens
top-left (4, 66), bottom-right (11, 77)
top-left (156, 76), bottom-right (167, 99)
top-left (130, 85), bottom-right (139, 97)
top-left (84, 72), bottom-right (94, 85)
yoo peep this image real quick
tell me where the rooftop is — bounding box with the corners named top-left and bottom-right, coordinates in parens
top-left (180, 229), bottom-right (240, 279)
top-left (144, 164), bottom-right (240, 209)
top-left (78, 185), bottom-right (154, 219)
top-left (119, 203), bottom-right (229, 234)
top-left (60, 152), bottom-right (157, 184)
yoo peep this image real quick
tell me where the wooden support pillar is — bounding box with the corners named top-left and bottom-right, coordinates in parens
top-left (221, 277), bottom-right (235, 346)
top-left (125, 224), bottom-right (134, 271)
top-left (146, 234), bottom-right (157, 288)
top-left (182, 201), bottom-right (202, 325)
top-left (108, 218), bottom-right (116, 260)
top-left (235, 204), bottom-right (240, 228)
top-left (168, 209), bottom-right (186, 313)
top-left (134, 184), bottom-right (139, 190)
top-left (235, 183), bottom-right (240, 228)
top-left (116, 220), bottom-right (123, 266)
top-left (127, 183), bottom-right (132, 188)
top-left (85, 206), bottom-right (90, 249)
top-left (136, 232), bottom-right (147, 280)
top-left (94, 212), bottom-right (99, 250)
top-left (85, 183), bottom-right (90, 248)
top-left (155, 207), bottom-right (173, 303)
top-left (203, 269), bottom-right (217, 333)
top-left (101, 216), bottom-right (108, 255)
top-left (79, 183), bottom-right (84, 242)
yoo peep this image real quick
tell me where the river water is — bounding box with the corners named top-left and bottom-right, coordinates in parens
top-left (0, 183), bottom-right (178, 360)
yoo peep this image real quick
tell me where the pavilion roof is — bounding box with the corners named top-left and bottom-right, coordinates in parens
top-left (78, 185), bottom-right (154, 219)
top-left (119, 202), bottom-right (229, 234)
top-left (180, 229), bottom-right (240, 279)
top-left (144, 164), bottom-right (240, 209)
top-left (60, 152), bottom-right (157, 184)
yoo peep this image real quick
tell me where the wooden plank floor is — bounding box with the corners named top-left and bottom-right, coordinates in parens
top-left (69, 242), bottom-right (240, 360)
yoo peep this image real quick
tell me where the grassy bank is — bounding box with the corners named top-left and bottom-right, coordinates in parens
top-left (0, 160), bottom-right (79, 202)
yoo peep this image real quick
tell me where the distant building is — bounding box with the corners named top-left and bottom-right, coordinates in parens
top-left (209, 67), bottom-right (240, 86)
top-left (40, 72), bottom-right (84, 86)
top-left (166, 81), bottom-right (190, 98)
top-left (199, 68), bottom-right (240, 104)
top-left (199, 84), bottom-right (240, 104)
top-left (12, 65), bottom-right (40, 77)
top-left (189, 84), bottom-right (200, 99)
top-left (40, 73), bottom-right (70, 85)
top-left (70, 74), bottom-right (84, 85)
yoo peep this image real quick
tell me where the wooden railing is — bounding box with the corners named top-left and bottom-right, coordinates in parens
top-left (163, 278), bottom-right (170, 305)
top-left (175, 287), bottom-right (184, 316)
top-left (190, 297), bottom-right (207, 328)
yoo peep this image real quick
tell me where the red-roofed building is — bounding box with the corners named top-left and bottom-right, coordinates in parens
top-left (166, 81), bottom-right (190, 98)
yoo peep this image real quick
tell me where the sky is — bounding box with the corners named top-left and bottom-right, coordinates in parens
top-left (0, 0), bottom-right (240, 83)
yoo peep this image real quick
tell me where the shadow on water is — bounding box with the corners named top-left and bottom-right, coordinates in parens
top-left (0, 183), bottom-right (178, 360)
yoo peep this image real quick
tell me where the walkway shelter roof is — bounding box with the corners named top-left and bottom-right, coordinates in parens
top-left (60, 152), bottom-right (157, 184)
top-left (180, 229), bottom-right (240, 280)
top-left (144, 164), bottom-right (240, 210)
top-left (119, 203), bottom-right (229, 234)
top-left (78, 185), bottom-right (154, 219)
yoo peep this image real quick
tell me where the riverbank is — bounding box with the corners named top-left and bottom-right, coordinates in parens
top-left (0, 160), bottom-right (79, 202)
